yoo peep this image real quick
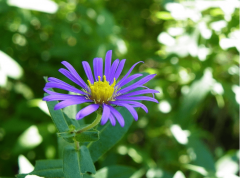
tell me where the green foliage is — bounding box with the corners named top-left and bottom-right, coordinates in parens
top-left (75, 130), bottom-right (99, 142)
top-left (45, 96), bottom-right (70, 133)
top-left (187, 137), bottom-right (216, 173)
top-left (0, 0), bottom-right (239, 178)
top-left (63, 145), bottom-right (94, 178)
top-left (17, 160), bottom-right (63, 177)
top-left (88, 106), bottom-right (135, 162)
top-left (94, 166), bottom-right (136, 178)
top-left (175, 69), bottom-right (213, 127)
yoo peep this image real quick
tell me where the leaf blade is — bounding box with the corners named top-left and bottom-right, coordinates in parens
top-left (44, 93), bottom-right (69, 133)
top-left (63, 145), bottom-right (82, 178)
top-left (94, 166), bottom-right (136, 178)
top-left (16, 159), bottom-right (64, 178)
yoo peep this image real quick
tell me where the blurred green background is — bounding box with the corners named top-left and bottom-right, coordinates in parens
top-left (0, 0), bottom-right (239, 177)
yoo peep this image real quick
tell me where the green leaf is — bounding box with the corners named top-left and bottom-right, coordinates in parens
top-left (88, 107), bottom-right (133, 163)
top-left (44, 93), bottom-right (69, 133)
top-left (63, 104), bottom-right (81, 129)
top-left (187, 137), bottom-right (216, 173)
top-left (61, 91), bottom-right (85, 128)
top-left (58, 129), bottom-right (99, 143)
top-left (80, 145), bottom-right (96, 174)
top-left (58, 136), bottom-right (72, 159)
top-left (63, 145), bottom-right (83, 178)
top-left (32, 160), bottom-right (63, 177)
top-left (83, 175), bottom-right (93, 178)
top-left (15, 174), bottom-right (28, 178)
top-left (175, 69), bottom-right (213, 127)
top-left (16, 159), bottom-right (64, 178)
top-left (183, 164), bottom-right (208, 176)
top-left (94, 166), bottom-right (136, 178)
top-left (88, 73), bottom-right (149, 162)
top-left (58, 131), bottom-right (75, 143)
top-left (75, 130), bottom-right (99, 142)
top-left (63, 145), bottom-right (96, 178)
top-left (43, 78), bottom-right (69, 132)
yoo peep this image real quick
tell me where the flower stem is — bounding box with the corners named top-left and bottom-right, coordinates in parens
top-left (73, 138), bottom-right (79, 150)
top-left (76, 113), bottom-right (102, 133)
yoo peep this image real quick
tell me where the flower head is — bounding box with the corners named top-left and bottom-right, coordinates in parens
top-left (43, 50), bottom-right (159, 127)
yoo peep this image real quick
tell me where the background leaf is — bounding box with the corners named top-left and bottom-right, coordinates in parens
top-left (187, 137), bottom-right (216, 173)
top-left (175, 69), bottom-right (213, 128)
top-left (0, 1), bottom-right (238, 177)
top-left (16, 159), bottom-right (64, 178)
top-left (94, 166), bottom-right (136, 178)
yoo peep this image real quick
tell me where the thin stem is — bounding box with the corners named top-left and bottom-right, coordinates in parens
top-left (73, 138), bottom-right (79, 150)
top-left (76, 113), bottom-right (102, 133)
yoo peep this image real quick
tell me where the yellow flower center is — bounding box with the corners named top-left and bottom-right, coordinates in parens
top-left (87, 75), bottom-right (116, 104)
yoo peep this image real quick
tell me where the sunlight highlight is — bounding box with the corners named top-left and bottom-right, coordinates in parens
top-left (170, 125), bottom-right (190, 145)
top-left (18, 155), bottom-right (34, 174)
top-left (0, 51), bottom-right (23, 87)
top-left (158, 100), bottom-right (171, 113)
top-left (28, 99), bottom-right (50, 115)
top-left (7, 0), bottom-right (58, 14)
top-left (18, 125), bottom-right (42, 148)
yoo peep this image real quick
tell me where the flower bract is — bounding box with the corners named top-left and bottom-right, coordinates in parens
top-left (43, 50), bottom-right (159, 127)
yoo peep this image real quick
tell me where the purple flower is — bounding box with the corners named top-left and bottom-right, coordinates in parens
top-left (43, 50), bottom-right (159, 127)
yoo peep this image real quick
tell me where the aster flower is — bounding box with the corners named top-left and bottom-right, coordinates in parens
top-left (43, 50), bottom-right (159, 127)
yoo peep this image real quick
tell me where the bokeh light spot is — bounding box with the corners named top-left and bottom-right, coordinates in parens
top-left (158, 100), bottom-right (171, 113)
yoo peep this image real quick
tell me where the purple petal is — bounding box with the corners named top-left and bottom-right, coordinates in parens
top-left (45, 82), bottom-right (86, 95)
top-left (43, 94), bottom-right (86, 101)
top-left (114, 59), bottom-right (126, 81)
top-left (108, 105), bottom-right (125, 127)
top-left (108, 59), bottom-right (119, 84)
top-left (93, 58), bottom-right (103, 81)
top-left (120, 89), bottom-right (159, 97)
top-left (48, 77), bottom-right (78, 88)
top-left (141, 86), bottom-right (155, 98)
top-left (117, 74), bottom-right (156, 94)
top-left (109, 113), bottom-right (116, 126)
top-left (114, 103), bottom-right (138, 121)
top-left (61, 61), bottom-right (88, 89)
top-left (44, 88), bottom-right (58, 95)
top-left (117, 74), bottom-right (143, 88)
top-left (104, 50), bottom-right (112, 81)
top-left (44, 87), bottom-right (88, 97)
top-left (48, 77), bottom-right (64, 83)
top-left (54, 99), bottom-right (92, 110)
top-left (100, 104), bottom-right (110, 125)
top-left (116, 96), bottom-right (159, 103)
top-left (76, 104), bottom-right (99, 120)
top-left (117, 61), bottom-right (143, 87)
top-left (59, 68), bottom-right (86, 89)
top-left (82, 61), bottom-right (94, 84)
top-left (110, 100), bottom-right (148, 113)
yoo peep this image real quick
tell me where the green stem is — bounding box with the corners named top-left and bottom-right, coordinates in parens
top-left (76, 113), bottom-right (102, 133)
top-left (73, 138), bottom-right (79, 150)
